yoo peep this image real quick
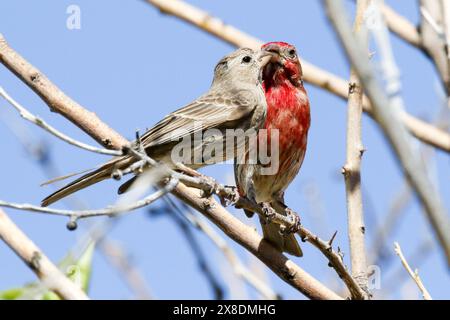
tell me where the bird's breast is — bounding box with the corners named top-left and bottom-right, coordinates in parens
top-left (262, 85), bottom-right (310, 171)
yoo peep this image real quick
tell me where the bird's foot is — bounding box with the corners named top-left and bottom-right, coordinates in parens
top-left (219, 185), bottom-right (239, 207)
top-left (260, 202), bottom-right (277, 224)
top-left (279, 207), bottom-right (301, 236)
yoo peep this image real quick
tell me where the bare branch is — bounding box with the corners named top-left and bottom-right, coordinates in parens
top-left (143, 0), bottom-right (450, 152)
top-left (382, 238), bottom-right (433, 296)
top-left (0, 209), bottom-right (89, 300)
top-left (394, 242), bottom-right (432, 300)
top-left (380, 2), bottom-right (422, 48)
top-left (420, 0), bottom-right (450, 94)
top-left (324, 0), bottom-right (450, 266)
top-left (343, 0), bottom-right (370, 299)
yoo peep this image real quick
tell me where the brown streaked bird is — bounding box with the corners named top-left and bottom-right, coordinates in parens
top-left (42, 48), bottom-right (273, 207)
top-left (234, 42), bottom-right (311, 257)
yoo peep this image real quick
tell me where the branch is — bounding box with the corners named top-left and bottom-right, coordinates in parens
top-left (380, 2), bottom-right (422, 48)
top-left (382, 238), bottom-right (433, 296)
top-left (420, 0), bottom-right (450, 94)
top-left (324, 0), bottom-right (450, 267)
top-left (394, 242), bottom-right (432, 300)
top-left (0, 209), bottom-right (89, 300)
top-left (143, 0), bottom-right (450, 153)
top-left (342, 0), bottom-right (370, 299)
top-left (0, 86), bottom-right (122, 156)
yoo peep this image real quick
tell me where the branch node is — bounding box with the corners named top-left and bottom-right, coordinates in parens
top-left (29, 251), bottom-right (42, 271)
top-left (328, 230), bottom-right (338, 247)
top-left (112, 169), bottom-right (123, 181)
top-left (102, 138), bottom-right (113, 149)
top-left (66, 216), bottom-right (78, 231)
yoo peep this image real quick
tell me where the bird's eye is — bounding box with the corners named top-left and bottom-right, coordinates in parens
top-left (288, 49), bottom-right (296, 57)
top-left (242, 56), bottom-right (252, 63)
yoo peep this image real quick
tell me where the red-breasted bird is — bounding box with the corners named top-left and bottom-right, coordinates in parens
top-left (41, 48), bottom-right (273, 207)
top-left (234, 42), bottom-right (311, 256)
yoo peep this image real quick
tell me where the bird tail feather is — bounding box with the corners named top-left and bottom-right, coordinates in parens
top-left (41, 157), bottom-right (133, 207)
top-left (261, 218), bottom-right (303, 257)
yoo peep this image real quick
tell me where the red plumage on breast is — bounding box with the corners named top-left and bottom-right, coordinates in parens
top-left (264, 81), bottom-right (310, 174)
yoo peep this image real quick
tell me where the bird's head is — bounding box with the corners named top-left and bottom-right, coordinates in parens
top-left (212, 48), bottom-right (274, 87)
top-left (261, 42), bottom-right (303, 88)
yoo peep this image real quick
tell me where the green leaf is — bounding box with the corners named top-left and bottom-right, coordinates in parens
top-left (0, 288), bottom-right (25, 300)
top-left (0, 241), bottom-right (95, 300)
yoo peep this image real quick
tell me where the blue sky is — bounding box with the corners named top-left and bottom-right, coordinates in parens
top-left (0, 0), bottom-right (449, 299)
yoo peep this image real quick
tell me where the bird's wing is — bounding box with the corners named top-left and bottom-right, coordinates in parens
top-left (139, 90), bottom-right (259, 148)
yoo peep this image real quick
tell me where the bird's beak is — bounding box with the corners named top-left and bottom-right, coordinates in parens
top-left (258, 51), bottom-right (274, 67)
top-left (261, 44), bottom-right (284, 65)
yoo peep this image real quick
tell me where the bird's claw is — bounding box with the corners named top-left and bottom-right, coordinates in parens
top-left (260, 202), bottom-right (276, 224)
top-left (279, 208), bottom-right (301, 236)
top-left (219, 185), bottom-right (239, 207)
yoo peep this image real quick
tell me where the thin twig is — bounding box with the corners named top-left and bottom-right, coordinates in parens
top-left (0, 209), bottom-right (89, 300)
top-left (381, 238), bottom-right (433, 297)
top-left (393, 242), bottom-right (432, 300)
top-left (0, 177), bottom-right (178, 220)
top-left (0, 86), bottom-right (122, 156)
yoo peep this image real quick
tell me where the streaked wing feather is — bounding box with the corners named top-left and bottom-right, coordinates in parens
top-left (140, 93), bottom-right (256, 147)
